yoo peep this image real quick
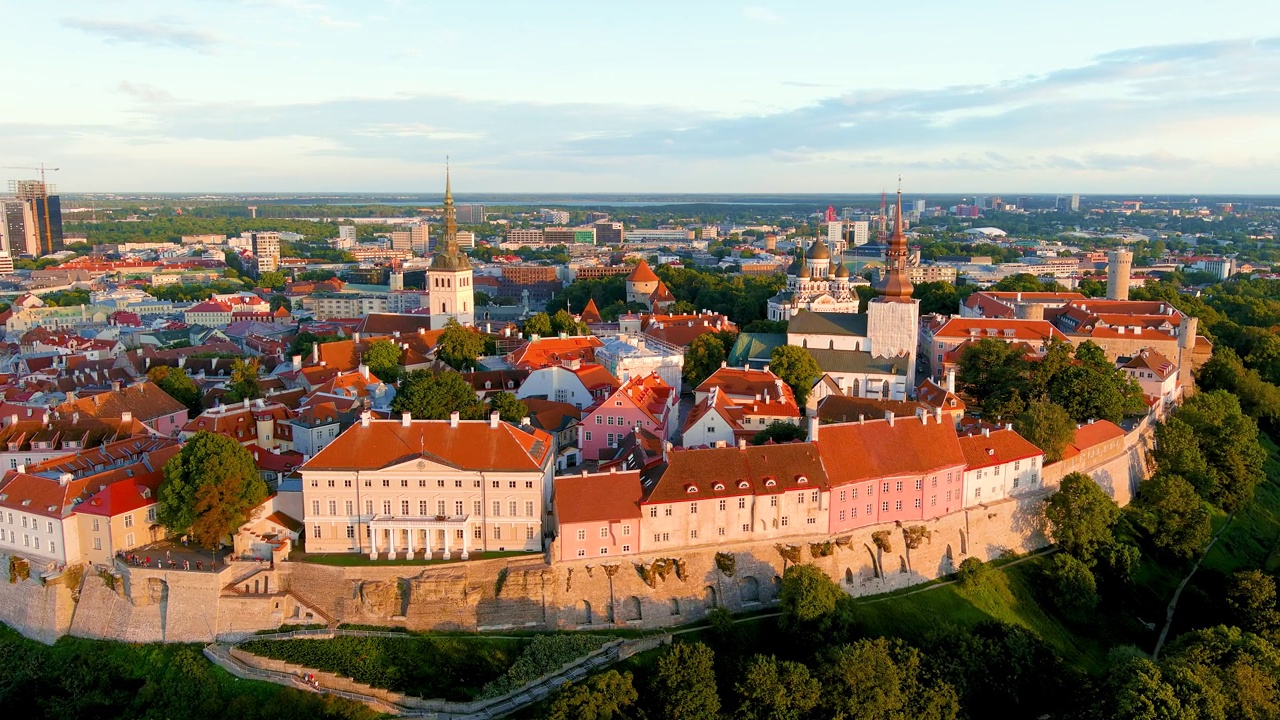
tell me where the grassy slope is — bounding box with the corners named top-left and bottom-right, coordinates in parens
top-left (1202, 433), bottom-right (1280, 575)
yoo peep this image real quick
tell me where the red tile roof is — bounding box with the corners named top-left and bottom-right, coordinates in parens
top-left (696, 367), bottom-right (800, 417)
top-left (580, 298), bottom-right (602, 324)
top-left (643, 442), bottom-right (827, 504)
top-left (1059, 420), bottom-right (1126, 461)
top-left (1121, 349), bottom-right (1176, 380)
top-left (958, 429), bottom-right (1043, 470)
top-left (302, 418), bottom-right (553, 472)
top-left (817, 415), bottom-right (966, 487)
top-left (627, 260), bottom-right (660, 283)
top-left (505, 336), bottom-right (604, 370)
top-left (555, 471), bottom-right (644, 524)
top-left (57, 381), bottom-right (187, 423)
top-left (931, 317), bottom-right (1069, 342)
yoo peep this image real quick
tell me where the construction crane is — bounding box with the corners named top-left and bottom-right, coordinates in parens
top-left (2, 164), bottom-right (61, 255)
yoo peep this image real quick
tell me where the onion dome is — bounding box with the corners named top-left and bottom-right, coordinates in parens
top-left (798, 261), bottom-right (811, 279)
top-left (805, 239), bottom-right (831, 260)
top-left (834, 261), bottom-right (850, 278)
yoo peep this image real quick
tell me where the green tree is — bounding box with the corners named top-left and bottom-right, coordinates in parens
top-left (1154, 390), bottom-right (1266, 511)
top-left (257, 271), bottom-right (286, 289)
top-left (364, 339), bottom-right (402, 384)
top-left (779, 564), bottom-right (843, 628)
top-left (523, 312), bottom-right (553, 338)
top-left (769, 344), bottom-right (822, 407)
top-left (752, 421), bottom-right (807, 445)
top-left (288, 331), bottom-right (340, 359)
top-left (734, 654), bottom-right (822, 720)
top-left (652, 641), bottom-right (720, 720)
top-left (147, 365), bottom-right (201, 412)
top-left (1043, 472), bottom-right (1121, 564)
top-left (486, 391), bottom-right (528, 423)
top-left (956, 339), bottom-right (1031, 419)
top-left (158, 431), bottom-right (267, 548)
top-left (269, 294), bottom-right (292, 312)
top-left (912, 281), bottom-right (964, 316)
top-left (1132, 473), bottom-right (1211, 559)
top-left (225, 358), bottom-right (262, 403)
top-left (684, 331), bottom-right (737, 388)
top-left (1107, 657), bottom-right (1187, 720)
top-left (817, 638), bottom-right (960, 720)
top-left (1013, 399), bottom-right (1076, 463)
top-left (546, 670), bottom-right (640, 720)
top-left (955, 557), bottom-right (991, 589)
top-left (1226, 570), bottom-right (1280, 638)
top-left (391, 370), bottom-right (486, 420)
top-left (1045, 554), bottom-right (1099, 620)
top-left (436, 319), bottom-right (487, 370)
top-left (550, 309), bottom-right (587, 336)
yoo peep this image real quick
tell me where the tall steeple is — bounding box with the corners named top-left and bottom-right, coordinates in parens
top-left (431, 163), bottom-right (470, 271)
top-left (876, 186), bottom-right (913, 301)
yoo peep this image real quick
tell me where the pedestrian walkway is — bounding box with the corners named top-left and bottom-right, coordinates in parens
top-left (124, 539), bottom-right (230, 572)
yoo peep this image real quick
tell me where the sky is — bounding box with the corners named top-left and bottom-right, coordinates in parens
top-left (3, 0), bottom-right (1280, 194)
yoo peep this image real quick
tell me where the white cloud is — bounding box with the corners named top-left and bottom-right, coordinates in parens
top-left (742, 6), bottom-right (782, 24)
top-left (60, 17), bottom-right (220, 53)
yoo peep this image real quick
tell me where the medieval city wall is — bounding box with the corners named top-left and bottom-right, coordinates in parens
top-left (1, 420), bottom-right (1156, 644)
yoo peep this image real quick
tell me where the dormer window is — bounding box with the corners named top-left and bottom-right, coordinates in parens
top-left (685, 485), bottom-right (698, 494)
top-left (713, 482), bottom-right (725, 491)
top-left (796, 475), bottom-right (808, 484)
top-left (764, 479), bottom-right (777, 488)
top-left (737, 480), bottom-right (750, 489)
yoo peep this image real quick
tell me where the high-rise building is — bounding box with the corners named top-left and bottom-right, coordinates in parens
top-left (456, 230), bottom-right (476, 249)
top-left (506, 228), bottom-right (545, 245)
top-left (594, 221), bottom-right (624, 246)
top-left (388, 230), bottom-right (412, 252)
top-left (0, 252), bottom-right (12, 275)
top-left (540, 209), bottom-right (570, 225)
top-left (849, 220), bottom-right (870, 247)
top-left (457, 204), bottom-right (486, 224)
top-left (913, 199), bottom-right (926, 214)
top-left (338, 225), bottom-right (357, 241)
top-left (246, 231), bottom-right (280, 275)
top-left (3, 181), bottom-right (63, 256)
top-left (410, 223), bottom-right (430, 253)
top-left (825, 221), bottom-right (845, 255)
top-left (1070, 194), bottom-right (1080, 212)
top-left (428, 169), bottom-right (475, 328)
top-left (544, 227), bottom-right (596, 245)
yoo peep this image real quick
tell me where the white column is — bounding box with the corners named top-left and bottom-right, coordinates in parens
top-left (405, 526), bottom-right (414, 559)
top-left (460, 523), bottom-right (470, 560)
top-left (369, 523), bottom-right (378, 559)
top-left (443, 525), bottom-right (450, 559)
top-left (387, 527), bottom-right (397, 559)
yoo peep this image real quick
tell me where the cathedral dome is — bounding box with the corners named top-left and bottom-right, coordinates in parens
top-left (805, 239), bottom-right (831, 260)
top-left (834, 261), bottom-right (850, 278)
top-left (798, 262), bottom-right (811, 279)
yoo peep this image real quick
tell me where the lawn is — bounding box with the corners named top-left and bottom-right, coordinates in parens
top-left (295, 550), bottom-right (536, 567)
top-left (238, 634), bottom-right (527, 701)
top-left (843, 558), bottom-right (1113, 672)
top-left (1201, 433), bottom-right (1280, 575)
top-left (0, 624), bottom-right (377, 720)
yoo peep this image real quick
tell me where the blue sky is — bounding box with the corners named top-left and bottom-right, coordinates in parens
top-left (4, 0), bottom-right (1280, 193)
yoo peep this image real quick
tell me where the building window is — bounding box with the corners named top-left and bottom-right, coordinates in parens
top-left (345, 501), bottom-right (354, 515)
top-left (738, 498), bottom-right (746, 509)
top-left (882, 482), bottom-right (890, 493)
top-left (915, 498), bottom-right (922, 509)
top-left (664, 507), bottom-right (672, 517)
top-left (839, 490), bottom-right (846, 503)
top-left (915, 479), bottom-right (922, 490)
top-left (474, 526), bottom-right (483, 539)
top-left (607, 416), bottom-right (614, 425)
top-left (780, 517), bottom-right (789, 527)
top-left (366, 500), bottom-right (373, 515)
top-left (585, 431), bottom-right (593, 441)
top-left (493, 501), bottom-right (502, 516)
top-left (690, 503), bottom-right (698, 514)
top-left (769, 496), bottom-right (778, 507)
top-left (93, 538), bottom-right (102, 551)
top-left (383, 480), bottom-right (390, 487)
top-left (649, 507), bottom-right (657, 518)
top-left (742, 524), bottom-right (750, 532)
top-left (492, 480), bottom-right (500, 488)
top-left (329, 501), bottom-right (337, 515)
top-left (895, 500), bottom-right (903, 511)
top-left (577, 549), bottom-right (586, 557)
top-left (975, 488), bottom-right (982, 498)
top-left (459, 501), bottom-right (467, 516)
top-left (595, 416), bottom-right (602, 425)
top-left (718, 527), bottom-right (725, 536)
top-left (839, 510), bottom-right (846, 521)
top-left (797, 492), bottom-right (804, 504)
top-left (881, 501), bottom-right (889, 512)
top-left (123, 514), bottom-right (134, 528)
top-left (852, 487), bottom-right (858, 498)
top-left (493, 526), bottom-right (501, 539)
top-left (807, 517), bottom-right (816, 524)
top-left (383, 501), bottom-right (392, 514)
top-left (622, 544), bottom-right (631, 552)
top-left (718, 500), bottom-right (726, 511)
top-left (895, 481), bottom-right (903, 492)
top-left (577, 529), bottom-right (586, 540)
top-left (91, 519), bottom-right (100, 532)
top-left (653, 533), bottom-right (662, 543)
top-left (811, 491), bottom-right (819, 503)
top-left (312, 525), bottom-right (321, 538)
top-left (474, 501), bottom-right (482, 515)
top-left (509, 501), bottom-right (518, 516)
top-left (600, 527), bottom-right (609, 538)
top-left (346, 525), bottom-right (355, 539)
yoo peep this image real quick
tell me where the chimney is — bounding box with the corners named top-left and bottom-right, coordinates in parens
top-left (243, 398), bottom-right (250, 409)
top-left (807, 415), bottom-right (819, 442)
top-left (934, 407), bottom-right (943, 423)
top-left (489, 411), bottom-right (500, 429)
top-left (121, 411), bottom-right (132, 423)
top-left (982, 427), bottom-right (990, 437)
top-left (353, 332), bottom-right (361, 343)
top-left (292, 354), bottom-right (302, 371)
top-left (111, 380), bottom-right (121, 392)
top-left (916, 407), bottom-right (927, 422)
top-left (6, 414), bottom-right (16, 427)
top-left (1005, 422), bottom-right (1013, 431)
top-left (359, 364), bottom-right (370, 380)
top-left (401, 412), bottom-right (411, 427)
top-left (67, 390), bottom-right (76, 403)
top-left (360, 410), bottom-right (371, 427)
top-left (449, 411), bottom-right (460, 428)
top-left (885, 410), bottom-right (895, 427)
top-left (945, 367), bottom-right (956, 394)
top-left (393, 331), bottom-right (400, 338)
top-left (737, 438), bottom-right (747, 449)
top-left (312, 342), bottom-right (320, 364)
top-left (764, 364), bottom-right (771, 374)
top-left (521, 416), bottom-right (530, 426)
top-left (720, 360), bottom-right (727, 368)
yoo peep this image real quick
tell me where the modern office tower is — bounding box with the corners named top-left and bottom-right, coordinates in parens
top-left (544, 227), bottom-right (596, 245)
top-left (913, 199), bottom-right (926, 214)
top-left (338, 225), bottom-right (357, 241)
top-left (5, 181), bottom-right (63, 256)
top-left (506, 228), bottom-right (545, 245)
top-left (456, 204), bottom-right (486, 224)
top-left (456, 230), bottom-right (476, 249)
top-left (849, 220), bottom-right (870, 247)
top-left (594, 221), bottom-right (624, 246)
top-left (540, 209), bottom-right (570, 224)
top-left (410, 223), bottom-right (430, 253)
top-left (246, 231), bottom-right (281, 274)
top-left (389, 230), bottom-right (412, 251)
top-left (826, 221), bottom-right (845, 255)
top-left (1070, 194), bottom-right (1080, 212)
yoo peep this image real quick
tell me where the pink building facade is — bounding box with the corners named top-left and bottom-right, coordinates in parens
top-left (578, 373), bottom-right (676, 461)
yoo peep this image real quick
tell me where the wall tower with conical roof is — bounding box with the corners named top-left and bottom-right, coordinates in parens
top-left (428, 166), bottom-right (475, 328)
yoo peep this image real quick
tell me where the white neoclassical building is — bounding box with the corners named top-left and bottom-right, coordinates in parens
top-left (299, 412), bottom-right (555, 559)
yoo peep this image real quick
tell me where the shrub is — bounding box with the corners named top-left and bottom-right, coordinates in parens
top-left (479, 634), bottom-right (610, 698)
top-left (715, 552), bottom-right (736, 577)
top-left (955, 557), bottom-right (991, 589)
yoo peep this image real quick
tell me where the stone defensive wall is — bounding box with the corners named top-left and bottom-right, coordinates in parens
top-left (0, 420), bottom-right (1154, 644)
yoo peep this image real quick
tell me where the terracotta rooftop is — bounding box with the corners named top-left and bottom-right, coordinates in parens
top-left (958, 429), bottom-right (1043, 470)
top-left (57, 381), bottom-right (187, 423)
top-left (931, 317), bottom-right (1069, 342)
top-left (1120, 348), bottom-right (1177, 380)
top-left (696, 367), bottom-right (800, 417)
top-left (302, 418), bottom-right (553, 472)
top-left (1059, 420), bottom-right (1126, 462)
top-left (817, 415), bottom-right (966, 487)
top-left (816, 395), bottom-right (927, 424)
top-left (505, 336), bottom-right (604, 370)
top-left (642, 442), bottom-right (827, 504)
top-left (626, 259), bottom-right (660, 283)
top-left (555, 471), bottom-right (644, 524)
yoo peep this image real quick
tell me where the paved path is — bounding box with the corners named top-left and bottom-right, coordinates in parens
top-left (1153, 511), bottom-right (1235, 660)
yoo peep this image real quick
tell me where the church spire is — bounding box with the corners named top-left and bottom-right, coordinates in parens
top-left (431, 163), bottom-right (470, 271)
top-left (876, 183), bottom-right (914, 301)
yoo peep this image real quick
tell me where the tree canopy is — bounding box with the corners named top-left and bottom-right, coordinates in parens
top-left (147, 365), bottom-right (201, 412)
top-left (158, 431), bottom-right (267, 548)
top-left (652, 642), bottom-right (720, 720)
top-left (435, 319), bottom-right (487, 370)
top-left (752, 421), bottom-right (807, 446)
top-left (1043, 472), bottom-right (1122, 565)
top-left (363, 339), bottom-right (402, 384)
top-left (225, 358), bottom-right (262, 403)
top-left (684, 330), bottom-right (737, 388)
top-left (1153, 390), bottom-right (1266, 511)
top-left (486, 391), bottom-right (528, 423)
top-left (1013, 399), bottom-right (1076, 463)
top-left (770, 344), bottom-right (822, 407)
top-left (391, 370), bottom-right (485, 421)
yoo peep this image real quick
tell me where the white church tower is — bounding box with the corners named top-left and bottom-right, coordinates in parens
top-left (866, 189), bottom-right (920, 390)
top-left (428, 167), bottom-right (475, 328)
